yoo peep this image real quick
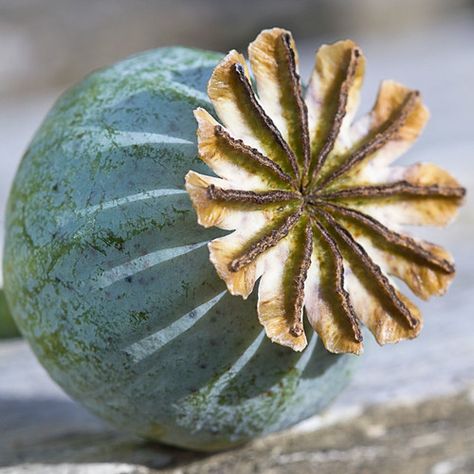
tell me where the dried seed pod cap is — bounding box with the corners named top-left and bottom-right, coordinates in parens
top-left (186, 27), bottom-right (466, 354)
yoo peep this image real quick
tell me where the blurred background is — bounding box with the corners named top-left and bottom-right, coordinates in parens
top-left (1, 1), bottom-right (473, 472)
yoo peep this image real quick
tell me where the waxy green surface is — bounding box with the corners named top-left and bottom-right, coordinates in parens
top-left (3, 47), bottom-right (357, 451)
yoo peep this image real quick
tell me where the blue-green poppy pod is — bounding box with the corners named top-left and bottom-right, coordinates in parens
top-left (3, 28), bottom-right (464, 451)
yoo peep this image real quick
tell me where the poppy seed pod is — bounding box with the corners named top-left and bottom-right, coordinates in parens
top-left (3, 30), bottom-right (464, 451)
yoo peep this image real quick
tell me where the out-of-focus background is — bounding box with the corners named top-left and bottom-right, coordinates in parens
top-left (1, 1), bottom-right (473, 473)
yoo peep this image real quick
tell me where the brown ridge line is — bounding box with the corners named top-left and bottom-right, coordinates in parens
top-left (316, 90), bottom-right (419, 191)
top-left (318, 181), bottom-right (467, 200)
top-left (229, 205), bottom-right (303, 272)
top-left (281, 32), bottom-right (311, 176)
top-left (214, 125), bottom-right (296, 187)
top-left (232, 63), bottom-right (301, 181)
top-left (317, 208), bottom-right (419, 328)
top-left (309, 47), bottom-right (360, 188)
top-left (289, 221), bottom-right (313, 337)
top-left (313, 218), bottom-right (363, 342)
top-left (207, 185), bottom-right (300, 205)
top-left (319, 201), bottom-right (455, 274)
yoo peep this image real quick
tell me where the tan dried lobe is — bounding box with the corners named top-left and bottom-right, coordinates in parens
top-left (185, 27), bottom-right (465, 354)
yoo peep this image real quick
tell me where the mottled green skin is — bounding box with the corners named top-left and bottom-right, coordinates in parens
top-left (3, 47), bottom-right (358, 451)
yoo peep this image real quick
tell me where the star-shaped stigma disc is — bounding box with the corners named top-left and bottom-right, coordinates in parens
top-left (185, 28), bottom-right (465, 354)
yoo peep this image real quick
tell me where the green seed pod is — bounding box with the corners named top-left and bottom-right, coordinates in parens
top-left (3, 47), bottom-right (357, 451)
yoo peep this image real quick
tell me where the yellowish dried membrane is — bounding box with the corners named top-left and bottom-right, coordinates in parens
top-left (185, 27), bottom-right (466, 354)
